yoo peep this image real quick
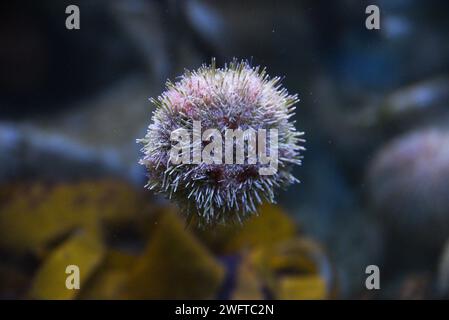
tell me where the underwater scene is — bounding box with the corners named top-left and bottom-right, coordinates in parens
top-left (1, 0), bottom-right (449, 301)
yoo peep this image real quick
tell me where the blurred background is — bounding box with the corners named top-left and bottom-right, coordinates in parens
top-left (1, 0), bottom-right (449, 299)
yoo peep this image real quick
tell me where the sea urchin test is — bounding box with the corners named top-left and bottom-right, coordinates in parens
top-left (138, 59), bottom-right (305, 225)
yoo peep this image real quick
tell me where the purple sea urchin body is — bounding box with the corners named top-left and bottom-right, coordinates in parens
top-left (138, 59), bottom-right (304, 225)
top-left (368, 129), bottom-right (449, 246)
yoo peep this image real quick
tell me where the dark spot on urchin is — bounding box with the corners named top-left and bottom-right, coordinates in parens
top-left (206, 165), bottom-right (225, 184)
top-left (236, 165), bottom-right (259, 182)
top-left (223, 116), bottom-right (240, 130)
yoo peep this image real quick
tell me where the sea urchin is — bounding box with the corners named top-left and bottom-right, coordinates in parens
top-left (138, 59), bottom-right (304, 225)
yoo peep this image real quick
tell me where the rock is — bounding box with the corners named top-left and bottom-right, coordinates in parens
top-left (367, 128), bottom-right (449, 252)
top-left (0, 263), bottom-right (30, 299)
top-left (247, 238), bottom-right (335, 299)
top-left (125, 211), bottom-right (225, 299)
top-left (28, 231), bottom-right (105, 299)
top-left (0, 180), bottom-right (144, 253)
top-left (379, 77), bottom-right (449, 129)
top-left (437, 238), bottom-right (449, 298)
top-left (79, 250), bottom-right (137, 299)
top-left (0, 123), bottom-right (125, 182)
top-left (0, 76), bottom-right (155, 183)
top-left (195, 203), bottom-right (297, 254)
top-left (230, 252), bottom-right (264, 300)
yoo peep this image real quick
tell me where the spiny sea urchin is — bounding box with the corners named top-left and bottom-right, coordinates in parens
top-left (138, 59), bottom-right (304, 225)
